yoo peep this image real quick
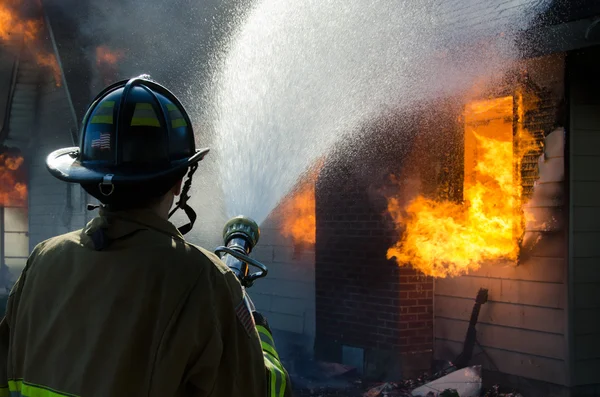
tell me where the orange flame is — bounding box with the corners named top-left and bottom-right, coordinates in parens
top-left (0, 4), bottom-right (39, 41)
top-left (96, 45), bottom-right (124, 67)
top-left (0, 151), bottom-right (27, 207)
top-left (96, 45), bottom-right (124, 85)
top-left (0, 1), bottom-right (61, 86)
top-left (387, 96), bottom-right (538, 278)
top-left (279, 162), bottom-right (324, 246)
top-left (280, 181), bottom-right (316, 245)
top-left (36, 53), bottom-right (61, 86)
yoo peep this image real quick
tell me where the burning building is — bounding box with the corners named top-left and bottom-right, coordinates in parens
top-left (1, 0), bottom-right (599, 395)
top-left (0, 2), bottom-right (89, 293)
top-left (250, 1), bottom-right (600, 396)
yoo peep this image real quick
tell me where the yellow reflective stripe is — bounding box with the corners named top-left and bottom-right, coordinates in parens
top-left (263, 355), bottom-right (285, 397)
top-left (99, 101), bottom-right (115, 108)
top-left (269, 364), bottom-right (277, 397)
top-left (90, 101), bottom-right (115, 124)
top-left (171, 118), bottom-right (187, 128)
top-left (279, 365), bottom-right (287, 397)
top-left (8, 380), bottom-right (78, 397)
top-left (131, 103), bottom-right (160, 127)
top-left (261, 340), bottom-right (280, 361)
top-left (0, 386), bottom-right (8, 397)
top-left (131, 117), bottom-right (160, 127)
top-left (257, 325), bottom-right (283, 369)
top-left (90, 115), bottom-right (113, 124)
top-left (256, 325), bottom-right (277, 347)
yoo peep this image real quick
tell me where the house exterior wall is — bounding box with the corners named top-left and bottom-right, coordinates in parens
top-left (27, 68), bottom-right (89, 249)
top-left (2, 47), bottom-right (89, 282)
top-left (0, 42), bottom-right (17, 134)
top-left (568, 45), bottom-right (600, 394)
top-left (249, 205), bottom-right (317, 361)
top-left (433, 53), bottom-right (570, 392)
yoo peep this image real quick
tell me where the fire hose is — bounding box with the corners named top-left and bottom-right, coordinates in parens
top-left (215, 217), bottom-right (292, 396)
top-left (214, 215), bottom-right (268, 312)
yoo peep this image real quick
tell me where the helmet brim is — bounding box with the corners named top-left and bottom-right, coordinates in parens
top-left (46, 146), bottom-right (210, 184)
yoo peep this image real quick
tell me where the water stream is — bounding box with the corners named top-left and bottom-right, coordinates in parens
top-left (189, 0), bottom-right (552, 240)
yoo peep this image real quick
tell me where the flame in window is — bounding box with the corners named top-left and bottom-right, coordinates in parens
top-left (386, 96), bottom-right (538, 278)
top-left (0, 151), bottom-right (27, 207)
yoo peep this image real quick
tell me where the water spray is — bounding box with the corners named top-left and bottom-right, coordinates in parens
top-left (214, 215), bottom-right (268, 289)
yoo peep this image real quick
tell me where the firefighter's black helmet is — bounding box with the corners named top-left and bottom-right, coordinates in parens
top-left (46, 75), bottom-right (209, 206)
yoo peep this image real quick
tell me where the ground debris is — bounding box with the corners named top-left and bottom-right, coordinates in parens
top-left (481, 384), bottom-right (523, 397)
top-left (291, 361), bottom-right (523, 397)
top-left (293, 365), bottom-right (457, 397)
top-left (362, 382), bottom-right (397, 397)
top-left (412, 366), bottom-right (481, 396)
top-left (294, 380), bottom-right (525, 397)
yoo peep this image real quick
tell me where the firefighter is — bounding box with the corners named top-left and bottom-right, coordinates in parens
top-left (0, 75), bottom-right (293, 397)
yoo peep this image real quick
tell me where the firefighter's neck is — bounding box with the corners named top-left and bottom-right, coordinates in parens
top-left (152, 193), bottom-right (174, 220)
top-left (153, 179), bottom-right (184, 220)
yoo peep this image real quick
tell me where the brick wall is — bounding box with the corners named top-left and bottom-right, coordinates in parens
top-left (314, 114), bottom-right (438, 379)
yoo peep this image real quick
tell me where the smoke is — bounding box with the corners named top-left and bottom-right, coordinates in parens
top-left (41, 0), bottom-right (258, 245)
top-left (521, 126), bottom-right (565, 252)
top-left (42, 0), bottom-right (253, 113)
top-left (41, 0), bottom-right (557, 248)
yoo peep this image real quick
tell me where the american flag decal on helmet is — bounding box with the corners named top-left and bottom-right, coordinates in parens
top-left (236, 299), bottom-right (255, 337)
top-left (91, 133), bottom-right (111, 150)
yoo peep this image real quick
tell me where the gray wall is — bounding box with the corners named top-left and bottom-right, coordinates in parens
top-left (568, 46), bottom-right (600, 391)
top-left (250, 201), bottom-right (316, 358)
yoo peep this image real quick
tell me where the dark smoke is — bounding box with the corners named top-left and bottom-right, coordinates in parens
top-left (42, 0), bottom-right (254, 124)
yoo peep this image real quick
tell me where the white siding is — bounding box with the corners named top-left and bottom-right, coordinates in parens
top-left (2, 37), bottom-right (89, 258)
top-left (434, 54), bottom-right (568, 387)
top-left (27, 70), bottom-right (89, 248)
top-left (251, 207), bottom-right (316, 355)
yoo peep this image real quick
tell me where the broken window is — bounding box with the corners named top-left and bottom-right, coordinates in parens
top-left (462, 85), bottom-right (545, 249)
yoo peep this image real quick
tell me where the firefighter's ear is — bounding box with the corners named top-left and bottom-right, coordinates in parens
top-left (172, 179), bottom-right (183, 196)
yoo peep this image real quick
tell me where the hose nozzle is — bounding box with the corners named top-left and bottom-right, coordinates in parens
top-left (223, 215), bottom-right (260, 250)
top-left (215, 216), bottom-right (267, 288)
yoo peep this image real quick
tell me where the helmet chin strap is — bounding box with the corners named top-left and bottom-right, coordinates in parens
top-left (169, 163), bottom-right (198, 235)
